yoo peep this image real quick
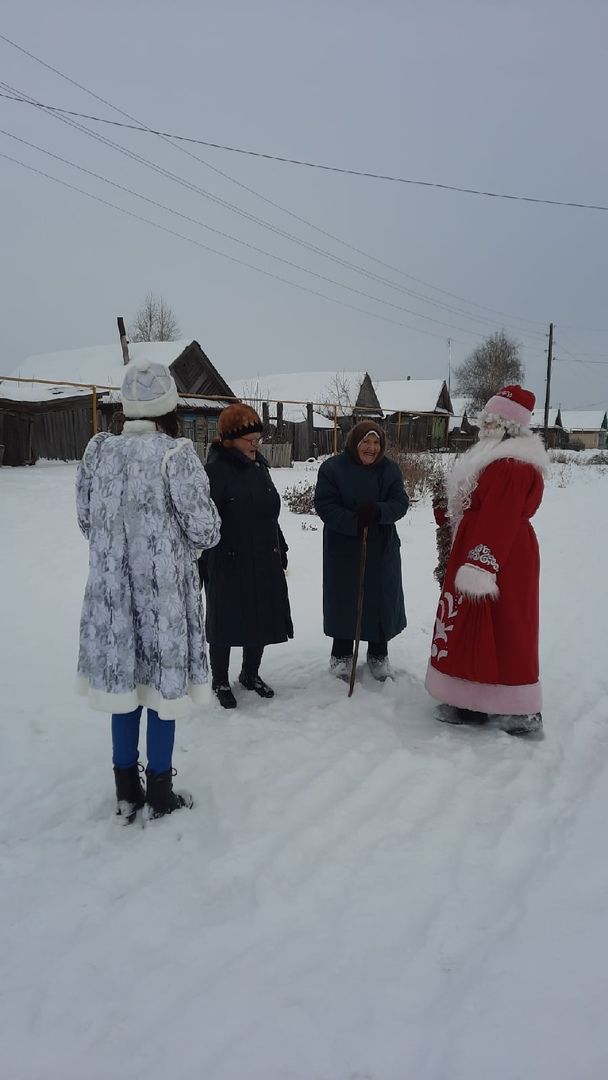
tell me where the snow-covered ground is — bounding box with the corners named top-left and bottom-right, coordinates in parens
top-left (1, 453), bottom-right (607, 1080)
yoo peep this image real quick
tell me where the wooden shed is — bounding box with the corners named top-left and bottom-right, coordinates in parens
top-left (558, 410), bottom-right (608, 451)
top-left (530, 408), bottom-right (568, 449)
top-left (376, 379), bottom-right (453, 450)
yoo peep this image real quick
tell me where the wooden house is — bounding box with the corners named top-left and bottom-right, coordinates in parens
top-left (228, 370), bottom-right (381, 460)
top-left (558, 410), bottom-right (608, 451)
top-left (228, 371), bottom-right (457, 458)
top-left (529, 408), bottom-right (567, 449)
top-left (0, 340), bottom-right (236, 466)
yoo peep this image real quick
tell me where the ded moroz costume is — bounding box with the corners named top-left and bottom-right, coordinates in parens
top-left (425, 385), bottom-right (549, 736)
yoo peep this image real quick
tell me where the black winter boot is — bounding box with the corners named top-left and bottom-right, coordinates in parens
top-left (113, 763), bottom-right (146, 824)
top-left (239, 672), bottom-right (275, 698)
top-left (145, 768), bottom-right (194, 819)
top-left (435, 704), bottom-right (488, 726)
top-left (213, 682), bottom-right (237, 709)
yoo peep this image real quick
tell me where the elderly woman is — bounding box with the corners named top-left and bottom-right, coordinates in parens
top-left (202, 403), bottom-right (293, 708)
top-left (76, 358), bottom-right (221, 821)
top-left (314, 421), bottom-right (409, 681)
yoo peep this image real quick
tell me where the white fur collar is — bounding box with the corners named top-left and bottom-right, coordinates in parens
top-left (122, 419), bottom-right (158, 434)
top-left (446, 433), bottom-right (549, 532)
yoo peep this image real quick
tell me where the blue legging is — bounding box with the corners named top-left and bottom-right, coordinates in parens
top-left (111, 707), bottom-right (175, 776)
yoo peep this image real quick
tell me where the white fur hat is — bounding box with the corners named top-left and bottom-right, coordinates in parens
top-left (121, 358), bottom-right (178, 418)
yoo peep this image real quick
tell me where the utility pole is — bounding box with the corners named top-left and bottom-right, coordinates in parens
top-left (543, 322), bottom-right (553, 448)
top-left (117, 316), bottom-right (130, 366)
top-left (447, 337), bottom-right (452, 395)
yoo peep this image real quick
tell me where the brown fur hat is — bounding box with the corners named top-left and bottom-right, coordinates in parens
top-left (345, 420), bottom-right (386, 464)
top-left (219, 403), bottom-right (263, 441)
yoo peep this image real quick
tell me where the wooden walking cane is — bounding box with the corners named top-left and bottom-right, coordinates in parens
top-left (348, 526), bottom-right (369, 697)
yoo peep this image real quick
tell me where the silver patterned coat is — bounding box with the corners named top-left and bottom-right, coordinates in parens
top-left (76, 420), bottom-right (221, 719)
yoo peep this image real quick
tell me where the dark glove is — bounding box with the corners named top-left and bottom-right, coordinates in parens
top-left (197, 552), bottom-right (209, 589)
top-left (356, 502), bottom-right (379, 533)
top-left (277, 527), bottom-right (288, 570)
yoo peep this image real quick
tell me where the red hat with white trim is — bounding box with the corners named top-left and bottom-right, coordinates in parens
top-left (483, 384), bottom-right (536, 429)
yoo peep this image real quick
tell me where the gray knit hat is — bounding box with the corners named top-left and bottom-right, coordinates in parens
top-left (121, 358), bottom-right (178, 418)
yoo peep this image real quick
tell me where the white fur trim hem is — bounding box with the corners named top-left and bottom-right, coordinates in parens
top-left (425, 662), bottom-right (542, 713)
top-left (76, 675), bottom-right (210, 719)
top-left (455, 563), bottom-right (499, 600)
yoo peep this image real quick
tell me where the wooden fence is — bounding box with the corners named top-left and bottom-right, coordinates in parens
top-left (0, 375), bottom-right (458, 466)
top-left (262, 443), bottom-right (292, 468)
top-left (0, 396), bottom-right (93, 466)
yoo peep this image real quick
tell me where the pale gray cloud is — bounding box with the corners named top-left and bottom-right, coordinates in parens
top-left (1, 0), bottom-right (607, 409)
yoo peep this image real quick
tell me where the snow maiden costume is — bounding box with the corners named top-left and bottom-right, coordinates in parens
top-left (76, 358), bottom-right (221, 819)
top-left (425, 385), bottom-right (549, 736)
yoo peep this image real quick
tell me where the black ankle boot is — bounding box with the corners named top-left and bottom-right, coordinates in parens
top-left (145, 768), bottom-right (193, 819)
top-left (113, 763), bottom-right (146, 824)
top-left (238, 672), bottom-right (274, 698)
top-left (213, 682), bottom-right (237, 709)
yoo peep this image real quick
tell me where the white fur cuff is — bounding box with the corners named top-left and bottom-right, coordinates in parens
top-left (455, 563), bottom-right (499, 600)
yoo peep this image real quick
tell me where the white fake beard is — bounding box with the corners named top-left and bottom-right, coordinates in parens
top-left (478, 424), bottom-right (506, 440)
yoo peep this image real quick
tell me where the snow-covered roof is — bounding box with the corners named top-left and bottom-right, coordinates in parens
top-left (0, 381), bottom-right (91, 403)
top-left (559, 410), bottom-right (607, 432)
top-left (99, 390), bottom-right (231, 411)
top-left (449, 396), bottom-right (469, 417)
top-left (228, 371), bottom-right (369, 416)
top-left (375, 379), bottom-right (448, 415)
top-left (1, 341), bottom-right (192, 402)
top-left (228, 372), bottom-right (452, 420)
top-left (530, 408), bottom-right (561, 428)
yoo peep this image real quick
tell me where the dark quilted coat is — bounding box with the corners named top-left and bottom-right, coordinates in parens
top-left (202, 442), bottom-right (293, 647)
top-left (314, 450), bottom-right (408, 642)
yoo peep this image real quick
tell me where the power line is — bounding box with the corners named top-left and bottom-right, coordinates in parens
top-left (567, 398), bottom-right (608, 408)
top-left (556, 339), bottom-right (608, 366)
top-left (0, 31), bottom-right (552, 334)
top-left (0, 148), bottom-right (488, 344)
top-left (558, 324), bottom-right (608, 333)
top-left (0, 80), bottom-right (548, 349)
top-left (1, 88), bottom-right (607, 214)
top-left (3, 31), bottom-right (598, 373)
top-left (0, 82), bottom-right (546, 343)
top-left (0, 125), bottom-right (519, 341)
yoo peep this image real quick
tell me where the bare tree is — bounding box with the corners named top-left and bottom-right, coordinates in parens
top-left (454, 331), bottom-right (524, 413)
top-left (317, 371), bottom-right (356, 418)
top-left (129, 292), bottom-right (181, 342)
top-left (239, 379), bottom-right (270, 413)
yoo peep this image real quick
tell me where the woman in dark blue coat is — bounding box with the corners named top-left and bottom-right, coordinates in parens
top-left (202, 404), bottom-right (293, 708)
top-left (314, 421), bottom-right (408, 681)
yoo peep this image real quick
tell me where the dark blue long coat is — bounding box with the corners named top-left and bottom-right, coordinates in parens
top-left (203, 443), bottom-right (293, 647)
top-left (314, 452), bottom-right (408, 642)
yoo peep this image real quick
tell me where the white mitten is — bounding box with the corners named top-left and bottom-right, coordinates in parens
top-left (454, 562), bottom-right (499, 600)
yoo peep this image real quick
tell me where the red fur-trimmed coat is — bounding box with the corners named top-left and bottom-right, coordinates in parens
top-left (425, 434), bottom-right (549, 715)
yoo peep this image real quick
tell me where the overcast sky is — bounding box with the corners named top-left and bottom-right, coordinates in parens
top-left (1, 0), bottom-right (607, 409)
